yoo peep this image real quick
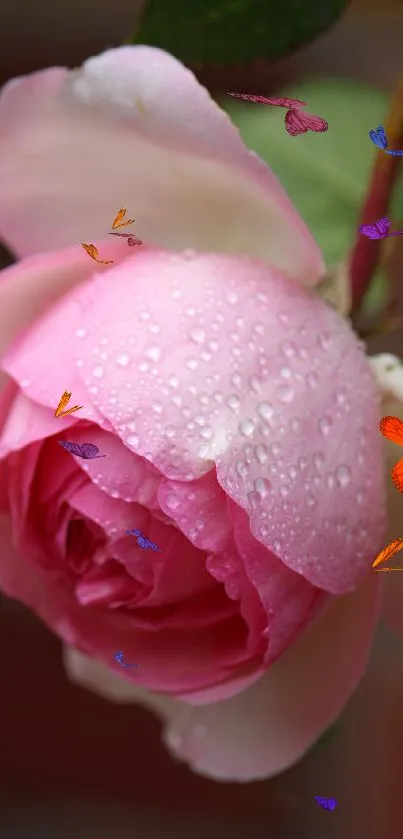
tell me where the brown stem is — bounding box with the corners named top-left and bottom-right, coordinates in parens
top-left (350, 79), bottom-right (403, 316)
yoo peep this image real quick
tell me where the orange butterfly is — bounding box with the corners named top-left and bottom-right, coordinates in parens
top-left (372, 537), bottom-right (403, 571)
top-left (379, 416), bottom-right (403, 492)
top-left (81, 243), bottom-right (114, 265)
top-left (111, 208), bottom-right (136, 230)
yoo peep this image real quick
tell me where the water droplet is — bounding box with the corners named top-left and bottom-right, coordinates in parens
top-left (336, 465), bottom-right (351, 488)
top-left (254, 477), bottom-right (271, 497)
top-left (288, 465), bottom-right (298, 479)
top-left (289, 418), bottom-right (300, 432)
top-left (247, 490), bottom-right (261, 509)
top-left (273, 538), bottom-right (282, 553)
top-left (239, 419), bottom-right (255, 437)
top-left (306, 371), bottom-right (319, 389)
top-left (270, 442), bottom-right (281, 457)
top-left (313, 452), bottom-right (325, 471)
top-left (185, 358), bottom-right (198, 370)
top-left (126, 434), bottom-right (139, 448)
top-left (115, 353), bottom-right (130, 367)
top-left (208, 340), bottom-right (219, 352)
top-left (198, 443), bottom-right (211, 458)
top-left (298, 456), bottom-right (308, 470)
top-left (190, 327), bottom-right (206, 344)
top-left (336, 387), bottom-right (348, 406)
top-left (279, 486), bottom-right (288, 498)
top-left (226, 291), bottom-right (239, 304)
top-left (200, 427), bottom-right (213, 440)
top-left (166, 494), bottom-right (180, 511)
top-left (138, 361), bottom-right (149, 373)
top-left (306, 491), bottom-right (316, 507)
top-left (75, 327), bottom-right (87, 338)
top-left (145, 346), bottom-right (161, 363)
top-left (280, 366), bottom-right (292, 379)
top-left (257, 402), bottom-right (274, 421)
top-left (318, 415), bottom-right (333, 436)
top-left (318, 331), bottom-right (332, 350)
top-left (277, 312), bottom-right (289, 324)
top-left (326, 473), bottom-right (335, 489)
top-left (249, 376), bottom-right (261, 394)
top-left (152, 401), bottom-right (163, 414)
top-left (277, 385), bottom-right (294, 403)
top-left (236, 461), bottom-right (249, 478)
top-left (227, 395), bottom-right (240, 412)
top-left (254, 443), bottom-right (269, 464)
top-left (165, 426), bottom-right (176, 438)
top-left (281, 340), bottom-right (296, 358)
top-left (92, 365), bottom-right (104, 378)
top-left (148, 323), bottom-right (160, 334)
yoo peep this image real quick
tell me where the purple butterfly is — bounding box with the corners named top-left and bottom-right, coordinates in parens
top-left (59, 440), bottom-right (106, 459)
top-left (358, 216), bottom-right (403, 239)
top-left (315, 796), bottom-right (338, 811)
top-left (126, 528), bottom-right (160, 551)
top-left (369, 124), bottom-right (403, 156)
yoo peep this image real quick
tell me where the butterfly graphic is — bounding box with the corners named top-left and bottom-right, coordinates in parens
top-left (379, 416), bottom-right (403, 492)
top-left (54, 391), bottom-right (83, 418)
top-left (358, 216), bottom-right (403, 239)
top-left (315, 797), bottom-right (338, 811)
top-left (284, 108), bottom-right (328, 136)
top-left (228, 92), bottom-right (307, 109)
top-left (58, 440), bottom-right (106, 459)
top-left (125, 528), bottom-right (161, 551)
top-left (81, 243), bottom-right (114, 265)
top-left (369, 124), bottom-right (403, 156)
top-left (372, 537), bottom-right (403, 571)
top-left (111, 208), bottom-right (136, 230)
top-left (114, 650), bottom-right (140, 669)
top-left (108, 232), bottom-right (143, 247)
top-left (227, 92), bottom-right (328, 136)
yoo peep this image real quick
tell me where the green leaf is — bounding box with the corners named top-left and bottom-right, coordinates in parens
top-left (220, 79), bottom-right (403, 273)
top-left (132, 0), bottom-right (349, 66)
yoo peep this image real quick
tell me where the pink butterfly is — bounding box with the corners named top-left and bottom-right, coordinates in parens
top-left (285, 109), bottom-right (328, 136)
top-left (228, 92), bottom-right (307, 109)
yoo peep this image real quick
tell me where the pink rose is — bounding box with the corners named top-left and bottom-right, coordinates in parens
top-left (0, 47), bottom-right (388, 781)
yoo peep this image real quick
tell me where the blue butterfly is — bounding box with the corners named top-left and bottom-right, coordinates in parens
top-left (59, 440), bottom-right (106, 459)
top-left (125, 528), bottom-right (161, 551)
top-left (369, 124), bottom-right (388, 149)
top-left (315, 796), bottom-right (338, 811)
top-left (369, 124), bottom-right (403, 156)
top-left (114, 650), bottom-right (139, 669)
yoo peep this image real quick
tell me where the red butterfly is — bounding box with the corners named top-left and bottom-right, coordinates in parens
top-left (285, 109), bottom-right (328, 137)
top-left (379, 415), bottom-right (403, 492)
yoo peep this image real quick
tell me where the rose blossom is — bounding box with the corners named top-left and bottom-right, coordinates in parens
top-left (0, 46), bottom-right (391, 782)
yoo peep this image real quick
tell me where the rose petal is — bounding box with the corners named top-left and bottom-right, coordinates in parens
top-left (64, 572), bottom-right (380, 781)
top-left (0, 47), bottom-right (323, 285)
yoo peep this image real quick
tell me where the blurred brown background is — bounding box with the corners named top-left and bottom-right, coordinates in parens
top-left (0, 1), bottom-right (403, 837)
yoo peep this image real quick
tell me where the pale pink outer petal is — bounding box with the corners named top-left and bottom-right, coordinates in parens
top-left (0, 46), bottom-right (324, 286)
top-left (0, 238), bottom-right (127, 396)
top-left (0, 250), bottom-right (386, 594)
top-left (64, 572), bottom-right (380, 782)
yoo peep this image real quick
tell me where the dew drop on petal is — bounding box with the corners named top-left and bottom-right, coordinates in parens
top-left (257, 402), bottom-right (274, 421)
top-left (115, 353), bottom-right (130, 367)
top-left (92, 365), bottom-right (104, 378)
top-left (239, 419), bottom-right (255, 437)
top-left (75, 328), bottom-right (87, 338)
top-left (336, 465), bottom-right (351, 487)
top-left (277, 385), bottom-right (294, 403)
top-left (318, 416), bottom-right (333, 436)
top-left (254, 477), bottom-right (271, 497)
top-left (254, 443), bottom-right (269, 464)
